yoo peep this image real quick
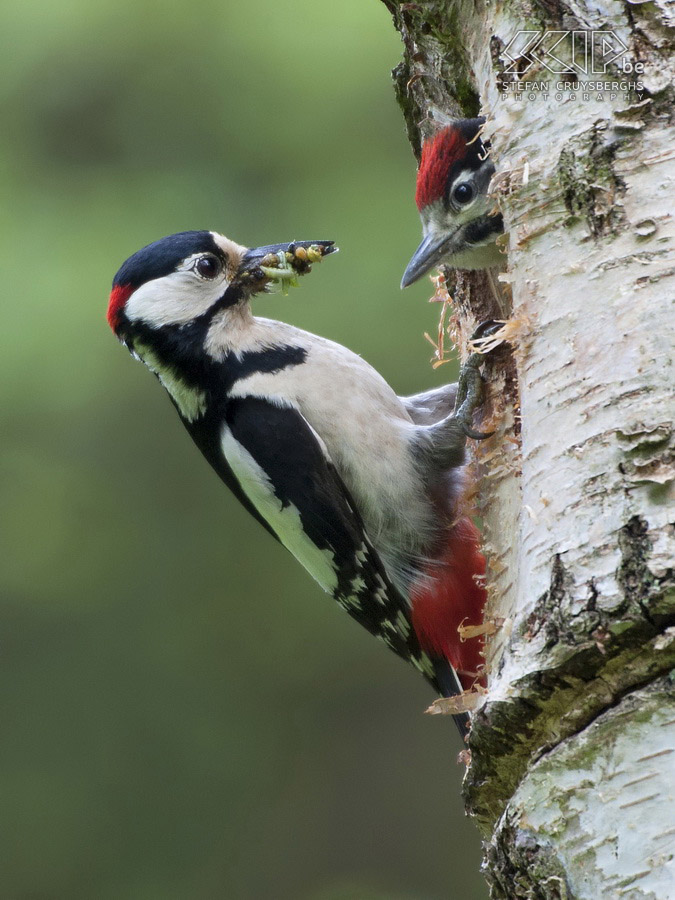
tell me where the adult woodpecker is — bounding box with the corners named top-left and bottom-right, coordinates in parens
top-left (401, 118), bottom-right (504, 288)
top-left (108, 231), bottom-right (490, 736)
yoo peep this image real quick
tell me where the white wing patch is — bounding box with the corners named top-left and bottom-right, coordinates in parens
top-left (221, 426), bottom-right (339, 594)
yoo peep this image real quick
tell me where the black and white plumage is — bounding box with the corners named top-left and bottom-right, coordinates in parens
top-left (109, 231), bottom-right (488, 735)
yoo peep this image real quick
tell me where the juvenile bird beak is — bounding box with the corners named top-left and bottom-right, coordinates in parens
top-left (400, 232), bottom-right (454, 289)
top-left (238, 240), bottom-right (337, 293)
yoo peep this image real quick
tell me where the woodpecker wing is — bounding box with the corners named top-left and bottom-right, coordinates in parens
top-left (219, 395), bottom-right (435, 670)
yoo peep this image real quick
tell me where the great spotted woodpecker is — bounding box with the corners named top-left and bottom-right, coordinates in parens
top-left (108, 231), bottom-right (489, 736)
top-left (401, 118), bottom-right (504, 288)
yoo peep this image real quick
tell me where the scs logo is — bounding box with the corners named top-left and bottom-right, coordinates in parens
top-left (502, 30), bottom-right (643, 76)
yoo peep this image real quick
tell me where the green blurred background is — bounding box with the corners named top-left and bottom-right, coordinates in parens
top-left (1, 1), bottom-right (487, 897)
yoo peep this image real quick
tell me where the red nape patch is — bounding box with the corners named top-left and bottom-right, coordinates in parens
top-left (107, 283), bottom-right (134, 332)
top-left (415, 126), bottom-right (464, 211)
top-left (410, 518), bottom-right (487, 691)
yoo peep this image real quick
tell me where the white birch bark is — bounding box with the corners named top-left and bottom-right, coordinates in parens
top-left (382, 0), bottom-right (675, 895)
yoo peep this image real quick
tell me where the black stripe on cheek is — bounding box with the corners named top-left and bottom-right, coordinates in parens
top-left (463, 213), bottom-right (504, 247)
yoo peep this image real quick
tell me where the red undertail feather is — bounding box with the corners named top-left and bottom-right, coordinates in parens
top-left (415, 126), bottom-right (464, 211)
top-left (410, 517), bottom-right (487, 691)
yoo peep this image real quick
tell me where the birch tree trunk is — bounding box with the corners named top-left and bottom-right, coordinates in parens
top-left (381, 1), bottom-right (675, 896)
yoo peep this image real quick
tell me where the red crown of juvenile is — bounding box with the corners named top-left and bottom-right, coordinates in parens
top-left (415, 126), bottom-right (464, 211)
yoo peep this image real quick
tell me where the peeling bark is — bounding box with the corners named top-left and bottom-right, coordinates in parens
top-left (381, 0), bottom-right (675, 895)
top-left (485, 677), bottom-right (675, 899)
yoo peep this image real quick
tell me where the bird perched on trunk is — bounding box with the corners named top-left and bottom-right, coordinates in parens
top-left (108, 231), bottom-right (489, 736)
top-left (401, 118), bottom-right (504, 288)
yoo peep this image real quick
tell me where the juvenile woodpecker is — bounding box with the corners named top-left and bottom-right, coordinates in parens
top-left (108, 231), bottom-right (489, 736)
top-left (401, 118), bottom-right (504, 288)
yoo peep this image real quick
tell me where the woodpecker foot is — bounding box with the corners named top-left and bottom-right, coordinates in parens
top-left (454, 355), bottom-right (493, 441)
top-left (452, 319), bottom-right (502, 440)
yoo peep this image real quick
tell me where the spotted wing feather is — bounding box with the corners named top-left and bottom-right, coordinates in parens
top-left (220, 396), bottom-right (436, 673)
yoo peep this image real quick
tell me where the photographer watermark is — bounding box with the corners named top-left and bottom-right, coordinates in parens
top-left (500, 29), bottom-right (644, 101)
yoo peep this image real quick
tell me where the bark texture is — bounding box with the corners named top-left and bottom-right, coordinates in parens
top-left (382, 1), bottom-right (675, 896)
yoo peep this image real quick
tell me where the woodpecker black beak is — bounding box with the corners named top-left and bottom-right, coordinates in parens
top-left (238, 240), bottom-right (337, 293)
top-left (241, 240), bottom-right (336, 269)
top-left (400, 232), bottom-right (455, 289)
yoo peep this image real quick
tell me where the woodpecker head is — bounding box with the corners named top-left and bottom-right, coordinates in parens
top-left (108, 231), bottom-right (336, 343)
top-left (401, 118), bottom-right (503, 288)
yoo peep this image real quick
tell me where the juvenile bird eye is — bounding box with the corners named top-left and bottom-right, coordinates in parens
top-left (453, 182), bottom-right (474, 205)
top-left (195, 255), bottom-right (220, 279)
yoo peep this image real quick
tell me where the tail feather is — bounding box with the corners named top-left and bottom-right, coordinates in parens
top-left (431, 657), bottom-right (470, 738)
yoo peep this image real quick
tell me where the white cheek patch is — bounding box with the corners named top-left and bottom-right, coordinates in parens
top-left (125, 269), bottom-right (230, 328)
top-left (221, 426), bottom-right (339, 594)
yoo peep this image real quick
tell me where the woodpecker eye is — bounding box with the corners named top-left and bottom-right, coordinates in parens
top-left (194, 255), bottom-right (221, 279)
top-left (452, 182), bottom-right (475, 205)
